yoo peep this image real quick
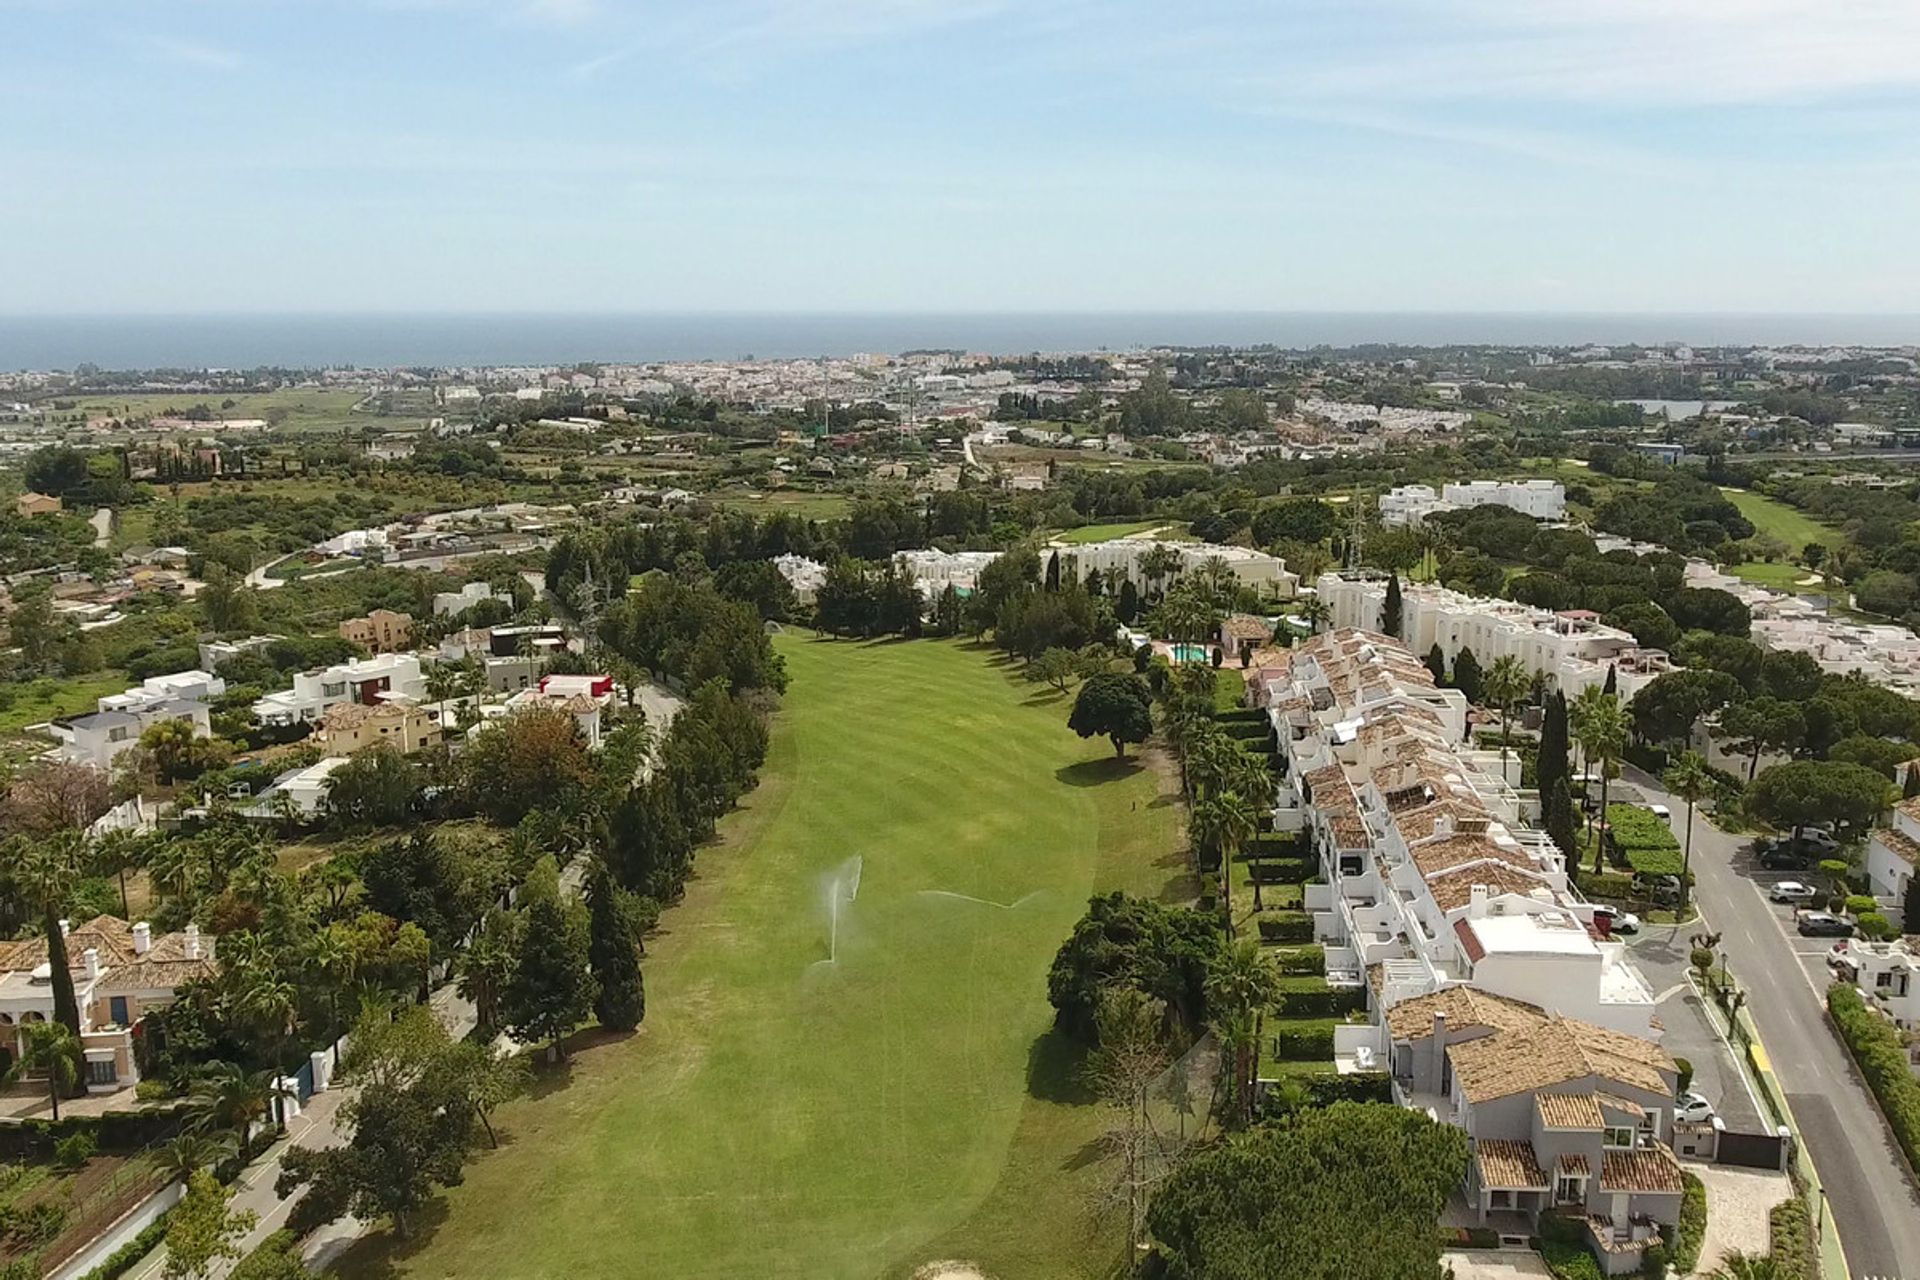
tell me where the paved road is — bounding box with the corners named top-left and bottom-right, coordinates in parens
top-left (127, 986), bottom-right (479, 1277)
top-left (1624, 765), bottom-right (1920, 1279)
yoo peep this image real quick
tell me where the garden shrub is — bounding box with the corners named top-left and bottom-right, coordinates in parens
top-left (1638, 1240), bottom-right (1668, 1278)
top-left (1248, 858), bottom-right (1314, 884)
top-left (1541, 1239), bottom-right (1604, 1280)
top-left (1274, 983), bottom-right (1367, 1018)
top-left (1302, 1071), bottom-right (1391, 1106)
top-left (1768, 1196), bottom-right (1818, 1280)
top-left (1828, 983), bottom-right (1920, 1174)
top-left (1275, 944), bottom-right (1325, 976)
top-left (1669, 1173), bottom-right (1707, 1273)
top-left (54, 1130), bottom-right (97, 1169)
top-left (1257, 912), bottom-right (1314, 944)
top-left (1844, 895), bottom-right (1878, 917)
top-left (1858, 912), bottom-right (1898, 941)
top-left (1577, 869), bottom-right (1637, 901)
top-left (1439, 1226), bottom-right (1501, 1250)
top-left (1607, 804), bottom-right (1683, 875)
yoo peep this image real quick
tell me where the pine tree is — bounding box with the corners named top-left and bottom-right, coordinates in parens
top-left (1452, 647), bottom-right (1482, 708)
top-left (1382, 571), bottom-right (1403, 639)
top-left (504, 859), bottom-right (596, 1059)
top-left (588, 860), bottom-right (646, 1033)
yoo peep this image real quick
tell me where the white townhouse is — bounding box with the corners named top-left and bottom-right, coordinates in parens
top-left (1867, 795), bottom-right (1920, 902)
top-left (1317, 574), bottom-right (1676, 702)
top-left (1379, 480), bottom-right (1565, 528)
top-left (1063, 538), bottom-right (1300, 598)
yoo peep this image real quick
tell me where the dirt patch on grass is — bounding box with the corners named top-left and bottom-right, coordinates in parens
top-left (914, 1263), bottom-right (993, 1280)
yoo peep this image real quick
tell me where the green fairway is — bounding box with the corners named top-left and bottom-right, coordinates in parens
top-left (1730, 560), bottom-right (1821, 592)
top-left (1719, 487), bottom-right (1839, 550)
top-left (347, 635), bottom-right (1182, 1280)
top-left (1053, 519), bottom-right (1188, 544)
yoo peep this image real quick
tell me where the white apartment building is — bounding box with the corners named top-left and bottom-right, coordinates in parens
top-left (1840, 939), bottom-right (1920, 1035)
top-left (772, 554), bottom-right (827, 606)
top-left (1317, 574), bottom-right (1675, 702)
top-left (1258, 630), bottom-right (1659, 1044)
top-left (895, 549), bottom-right (1001, 598)
top-left (252, 653), bottom-right (427, 726)
top-left (1064, 539), bottom-right (1300, 598)
top-left (1379, 480), bottom-right (1565, 527)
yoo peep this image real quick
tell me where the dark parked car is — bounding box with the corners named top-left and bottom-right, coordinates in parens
top-left (1796, 911), bottom-right (1854, 938)
top-left (1758, 846), bottom-right (1811, 871)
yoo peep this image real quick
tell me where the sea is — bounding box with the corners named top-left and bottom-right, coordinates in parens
top-left (3, 312), bottom-right (1919, 372)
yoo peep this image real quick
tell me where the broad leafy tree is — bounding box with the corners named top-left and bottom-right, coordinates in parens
top-left (1068, 674), bottom-right (1154, 759)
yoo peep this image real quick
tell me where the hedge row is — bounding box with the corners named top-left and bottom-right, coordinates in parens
top-left (1767, 1196), bottom-right (1818, 1280)
top-left (1439, 1227), bottom-right (1501, 1250)
top-left (1578, 869), bottom-right (1637, 901)
top-left (1248, 858), bottom-right (1314, 884)
top-left (1215, 708), bottom-right (1268, 725)
top-left (1607, 804), bottom-right (1684, 876)
top-left (1221, 719), bottom-right (1272, 743)
top-left (0, 1109), bottom-right (183, 1159)
top-left (79, 1211), bottom-right (174, 1280)
top-left (1271, 1025), bottom-right (1335, 1059)
top-left (1827, 984), bottom-right (1920, 1176)
top-left (1274, 944), bottom-right (1324, 976)
top-left (1274, 983), bottom-right (1367, 1019)
top-left (1301, 1071), bottom-right (1390, 1106)
top-left (1669, 1173), bottom-right (1707, 1274)
top-left (1257, 912), bottom-right (1314, 944)
top-left (1240, 832), bottom-right (1308, 860)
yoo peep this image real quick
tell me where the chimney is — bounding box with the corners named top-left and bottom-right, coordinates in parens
top-left (132, 922), bottom-right (152, 955)
top-left (1434, 813), bottom-right (1455, 840)
top-left (184, 924), bottom-right (202, 961)
top-left (1469, 884), bottom-right (1489, 917)
top-left (57, 918), bottom-right (70, 937)
top-left (83, 948), bottom-right (99, 981)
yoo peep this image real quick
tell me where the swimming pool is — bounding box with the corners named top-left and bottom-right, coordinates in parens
top-left (1171, 643), bottom-right (1209, 663)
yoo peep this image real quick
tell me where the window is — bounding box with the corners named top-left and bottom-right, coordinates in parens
top-left (109, 996), bottom-right (129, 1025)
top-left (1604, 1126), bottom-right (1635, 1149)
top-left (1878, 972), bottom-right (1895, 989)
top-left (1555, 1175), bottom-right (1583, 1204)
top-left (85, 1057), bottom-right (117, 1087)
top-left (108, 727), bottom-right (128, 743)
top-left (323, 682), bottom-right (346, 698)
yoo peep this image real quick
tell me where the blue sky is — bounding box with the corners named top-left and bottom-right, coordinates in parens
top-left (5, 0), bottom-right (1920, 314)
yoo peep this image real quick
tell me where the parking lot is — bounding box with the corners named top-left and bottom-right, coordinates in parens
top-left (1730, 856), bottom-right (1852, 996)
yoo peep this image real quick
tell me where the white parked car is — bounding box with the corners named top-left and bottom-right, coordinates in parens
top-left (1649, 803), bottom-right (1672, 821)
top-left (1769, 880), bottom-right (1818, 904)
top-left (1674, 1091), bottom-right (1715, 1124)
top-left (1594, 906), bottom-right (1640, 935)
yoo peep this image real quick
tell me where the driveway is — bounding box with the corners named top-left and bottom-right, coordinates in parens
top-left (1441, 1252), bottom-right (1552, 1280)
top-left (1623, 924), bottom-right (1766, 1134)
top-left (1691, 1165), bottom-right (1792, 1276)
top-left (1624, 765), bottom-right (1920, 1279)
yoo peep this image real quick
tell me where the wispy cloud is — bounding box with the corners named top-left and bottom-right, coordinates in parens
top-left (143, 34), bottom-right (243, 71)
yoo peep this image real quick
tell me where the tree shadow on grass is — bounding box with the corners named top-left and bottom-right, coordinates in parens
top-left (1027, 1028), bottom-right (1095, 1105)
top-left (1055, 758), bottom-right (1145, 788)
top-left (1023, 688), bottom-right (1069, 707)
top-left (322, 1196), bottom-right (452, 1279)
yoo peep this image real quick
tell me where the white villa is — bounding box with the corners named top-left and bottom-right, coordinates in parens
top-left (1867, 796), bottom-right (1920, 902)
top-left (0, 917), bottom-right (217, 1093)
top-left (1380, 480), bottom-right (1566, 528)
top-left (252, 653), bottom-right (427, 726)
top-left (50, 670), bottom-right (226, 770)
top-left (1065, 539), bottom-right (1299, 598)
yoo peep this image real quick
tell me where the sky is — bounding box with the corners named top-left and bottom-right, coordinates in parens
top-left (5, 0), bottom-right (1920, 315)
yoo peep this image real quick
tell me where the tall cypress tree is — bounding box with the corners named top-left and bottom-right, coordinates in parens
top-left (1424, 644), bottom-right (1446, 686)
top-left (1045, 550), bottom-right (1062, 593)
top-left (1603, 664), bottom-right (1618, 696)
top-left (1382, 571), bottom-right (1403, 639)
top-left (588, 860), bottom-right (646, 1033)
top-left (1452, 647), bottom-right (1482, 708)
top-left (1536, 691), bottom-right (1569, 801)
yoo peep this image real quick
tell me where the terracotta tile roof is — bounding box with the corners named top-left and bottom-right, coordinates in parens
top-left (1395, 797), bottom-right (1495, 843)
top-left (1455, 918), bottom-right (1487, 963)
top-left (1898, 796), bottom-right (1920, 823)
top-left (1535, 1092), bottom-right (1605, 1129)
top-left (0, 915), bottom-right (217, 989)
top-left (1597, 1093), bottom-right (1647, 1119)
top-left (1222, 613), bottom-right (1274, 642)
top-left (1599, 1146), bottom-right (1685, 1194)
top-left (1558, 1153), bottom-right (1590, 1176)
top-left (1383, 986), bottom-right (1546, 1041)
top-left (1476, 1139), bottom-right (1549, 1190)
top-left (1874, 826), bottom-right (1920, 869)
top-left (1411, 834), bottom-right (1533, 878)
top-left (1446, 1015), bottom-right (1676, 1105)
top-left (1426, 864), bottom-right (1551, 913)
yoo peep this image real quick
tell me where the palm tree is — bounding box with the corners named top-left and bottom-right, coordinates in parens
top-left (304, 929), bottom-right (355, 1066)
top-left (1205, 939), bottom-right (1280, 1126)
top-left (157, 1132), bottom-right (236, 1180)
top-left (1703, 1250), bottom-right (1780, 1280)
top-left (1570, 687), bottom-right (1629, 874)
top-left (187, 1062), bottom-right (281, 1142)
top-left (7, 832), bottom-right (85, 1036)
top-left (1663, 751), bottom-right (1713, 918)
top-left (1192, 790), bottom-right (1258, 937)
top-left (1297, 595), bottom-right (1330, 635)
top-left (425, 661), bottom-right (462, 756)
top-left (8, 1022), bottom-right (80, 1121)
top-left (1138, 544), bottom-right (1183, 601)
top-left (91, 829), bottom-right (145, 918)
top-left (1482, 655), bottom-right (1530, 786)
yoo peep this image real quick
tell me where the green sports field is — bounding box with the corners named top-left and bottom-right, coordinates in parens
top-left (345, 635), bottom-right (1182, 1280)
top-left (1719, 487), bottom-right (1839, 549)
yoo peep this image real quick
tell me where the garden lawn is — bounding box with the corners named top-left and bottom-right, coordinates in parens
top-left (345, 635), bottom-right (1182, 1280)
top-left (1053, 519), bottom-right (1188, 544)
top-left (1718, 488), bottom-right (1840, 550)
top-left (1730, 561), bottom-right (1818, 592)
